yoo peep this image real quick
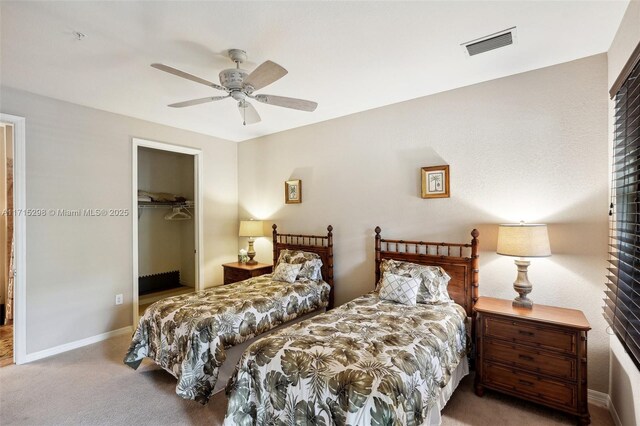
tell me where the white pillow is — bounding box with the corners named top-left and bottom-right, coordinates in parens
top-left (272, 262), bottom-right (302, 283)
top-left (378, 272), bottom-right (421, 306)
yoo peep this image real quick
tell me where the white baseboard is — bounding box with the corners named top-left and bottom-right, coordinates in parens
top-left (22, 326), bottom-right (133, 364)
top-left (587, 389), bottom-right (622, 426)
top-left (608, 396), bottom-right (623, 426)
top-left (588, 389), bottom-right (609, 408)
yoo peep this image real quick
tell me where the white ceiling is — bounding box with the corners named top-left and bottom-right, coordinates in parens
top-left (0, 1), bottom-right (629, 142)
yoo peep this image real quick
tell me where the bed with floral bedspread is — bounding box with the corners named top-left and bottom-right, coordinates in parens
top-left (123, 274), bottom-right (330, 403)
top-left (224, 293), bottom-right (467, 426)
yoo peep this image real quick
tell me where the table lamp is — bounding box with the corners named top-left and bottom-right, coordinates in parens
top-left (239, 220), bottom-right (265, 265)
top-left (497, 222), bottom-right (551, 309)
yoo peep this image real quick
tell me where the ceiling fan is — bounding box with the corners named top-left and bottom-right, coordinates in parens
top-left (151, 49), bottom-right (318, 125)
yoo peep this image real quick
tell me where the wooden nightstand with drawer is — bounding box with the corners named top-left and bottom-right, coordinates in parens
top-left (474, 297), bottom-right (591, 425)
top-left (222, 262), bottom-right (273, 285)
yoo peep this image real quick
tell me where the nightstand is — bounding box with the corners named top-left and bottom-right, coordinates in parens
top-left (474, 297), bottom-right (591, 425)
top-left (222, 262), bottom-right (273, 285)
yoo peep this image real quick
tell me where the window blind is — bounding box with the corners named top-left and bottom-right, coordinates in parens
top-left (606, 57), bottom-right (640, 369)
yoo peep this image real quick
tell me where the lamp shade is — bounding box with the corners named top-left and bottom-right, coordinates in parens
top-left (497, 223), bottom-right (551, 258)
top-left (239, 220), bottom-right (265, 237)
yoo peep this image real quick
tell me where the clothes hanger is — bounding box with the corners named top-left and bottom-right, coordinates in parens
top-left (164, 206), bottom-right (192, 221)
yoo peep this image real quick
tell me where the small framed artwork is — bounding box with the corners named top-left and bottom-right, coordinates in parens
top-left (285, 179), bottom-right (302, 204)
top-left (421, 165), bottom-right (450, 198)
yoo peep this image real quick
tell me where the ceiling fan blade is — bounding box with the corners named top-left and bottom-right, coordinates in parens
top-left (151, 63), bottom-right (227, 92)
top-left (238, 102), bottom-right (261, 125)
top-left (254, 94), bottom-right (317, 112)
top-left (168, 95), bottom-right (229, 108)
top-left (243, 60), bottom-right (288, 91)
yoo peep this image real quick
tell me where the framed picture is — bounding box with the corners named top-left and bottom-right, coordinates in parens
top-left (285, 179), bottom-right (302, 204)
top-left (421, 165), bottom-right (450, 198)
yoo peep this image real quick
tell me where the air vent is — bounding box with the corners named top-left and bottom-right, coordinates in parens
top-left (462, 27), bottom-right (516, 56)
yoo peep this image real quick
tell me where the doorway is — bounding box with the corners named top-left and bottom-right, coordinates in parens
top-left (0, 113), bottom-right (28, 364)
top-left (0, 122), bottom-right (14, 367)
top-left (132, 138), bottom-right (203, 324)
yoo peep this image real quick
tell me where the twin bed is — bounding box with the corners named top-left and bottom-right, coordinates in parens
top-left (124, 225), bottom-right (334, 402)
top-left (124, 225), bottom-right (480, 425)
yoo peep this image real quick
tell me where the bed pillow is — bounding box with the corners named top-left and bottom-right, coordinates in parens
top-left (276, 249), bottom-right (323, 281)
top-left (272, 262), bottom-right (303, 283)
top-left (378, 272), bottom-right (421, 306)
top-left (298, 258), bottom-right (323, 281)
top-left (378, 259), bottom-right (452, 303)
top-left (420, 266), bottom-right (452, 304)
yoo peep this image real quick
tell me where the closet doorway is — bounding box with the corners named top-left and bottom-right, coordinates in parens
top-left (132, 138), bottom-right (203, 323)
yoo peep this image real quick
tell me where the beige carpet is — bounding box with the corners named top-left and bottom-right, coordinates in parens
top-left (0, 333), bottom-right (613, 425)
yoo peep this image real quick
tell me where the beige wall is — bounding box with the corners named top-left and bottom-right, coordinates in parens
top-left (238, 54), bottom-right (610, 392)
top-left (607, 1), bottom-right (640, 424)
top-left (0, 86), bottom-right (239, 354)
top-left (609, 334), bottom-right (640, 426)
top-left (137, 147), bottom-right (195, 287)
top-left (608, 0), bottom-right (640, 88)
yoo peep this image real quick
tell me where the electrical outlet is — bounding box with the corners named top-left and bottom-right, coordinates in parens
top-left (115, 294), bottom-right (123, 305)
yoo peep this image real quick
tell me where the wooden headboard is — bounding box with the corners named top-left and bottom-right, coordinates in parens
top-left (272, 224), bottom-right (335, 309)
top-left (375, 227), bottom-right (479, 317)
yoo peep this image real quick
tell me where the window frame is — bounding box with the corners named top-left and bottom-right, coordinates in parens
top-left (606, 44), bottom-right (640, 371)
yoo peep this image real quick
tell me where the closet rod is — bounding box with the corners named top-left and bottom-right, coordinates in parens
top-left (138, 201), bottom-right (195, 209)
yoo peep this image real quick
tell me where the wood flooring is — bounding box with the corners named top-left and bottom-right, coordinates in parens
top-left (0, 324), bottom-right (13, 367)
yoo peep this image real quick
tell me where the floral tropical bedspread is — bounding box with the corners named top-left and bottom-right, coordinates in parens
top-left (123, 274), bottom-right (330, 403)
top-left (224, 293), bottom-right (467, 426)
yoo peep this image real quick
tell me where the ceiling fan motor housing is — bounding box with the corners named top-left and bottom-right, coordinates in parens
top-left (219, 68), bottom-right (248, 90)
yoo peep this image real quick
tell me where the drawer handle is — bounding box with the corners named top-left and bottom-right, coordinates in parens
top-left (518, 354), bottom-right (534, 361)
top-left (518, 379), bottom-right (534, 387)
top-left (518, 330), bottom-right (535, 336)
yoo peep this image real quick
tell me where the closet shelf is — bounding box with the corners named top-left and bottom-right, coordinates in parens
top-left (138, 201), bottom-right (195, 209)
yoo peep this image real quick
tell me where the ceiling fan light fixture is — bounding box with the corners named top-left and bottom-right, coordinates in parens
top-left (230, 91), bottom-right (246, 101)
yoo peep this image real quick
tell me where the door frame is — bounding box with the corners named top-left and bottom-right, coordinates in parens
top-left (131, 137), bottom-right (203, 325)
top-left (0, 114), bottom-right (26, 364)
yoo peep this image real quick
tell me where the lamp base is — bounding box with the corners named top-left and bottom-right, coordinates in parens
top-left (512, 259), bottom-right (534, 309)
top-left (512, 296), bottom-right (533, 309)
top-left (246, 238), bottom-right (257, 265)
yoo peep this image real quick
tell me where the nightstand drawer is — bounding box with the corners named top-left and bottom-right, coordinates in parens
top-left (483, 362), bottom-right (577, 411)
top-left (222, 263), bottom-right (273, 285)
top-left (224, 269), bottom-right (248, 284)
top-left (484, 316), bottom-right (576, 354)
top-left (483, 339), bottom-right (576, 381)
